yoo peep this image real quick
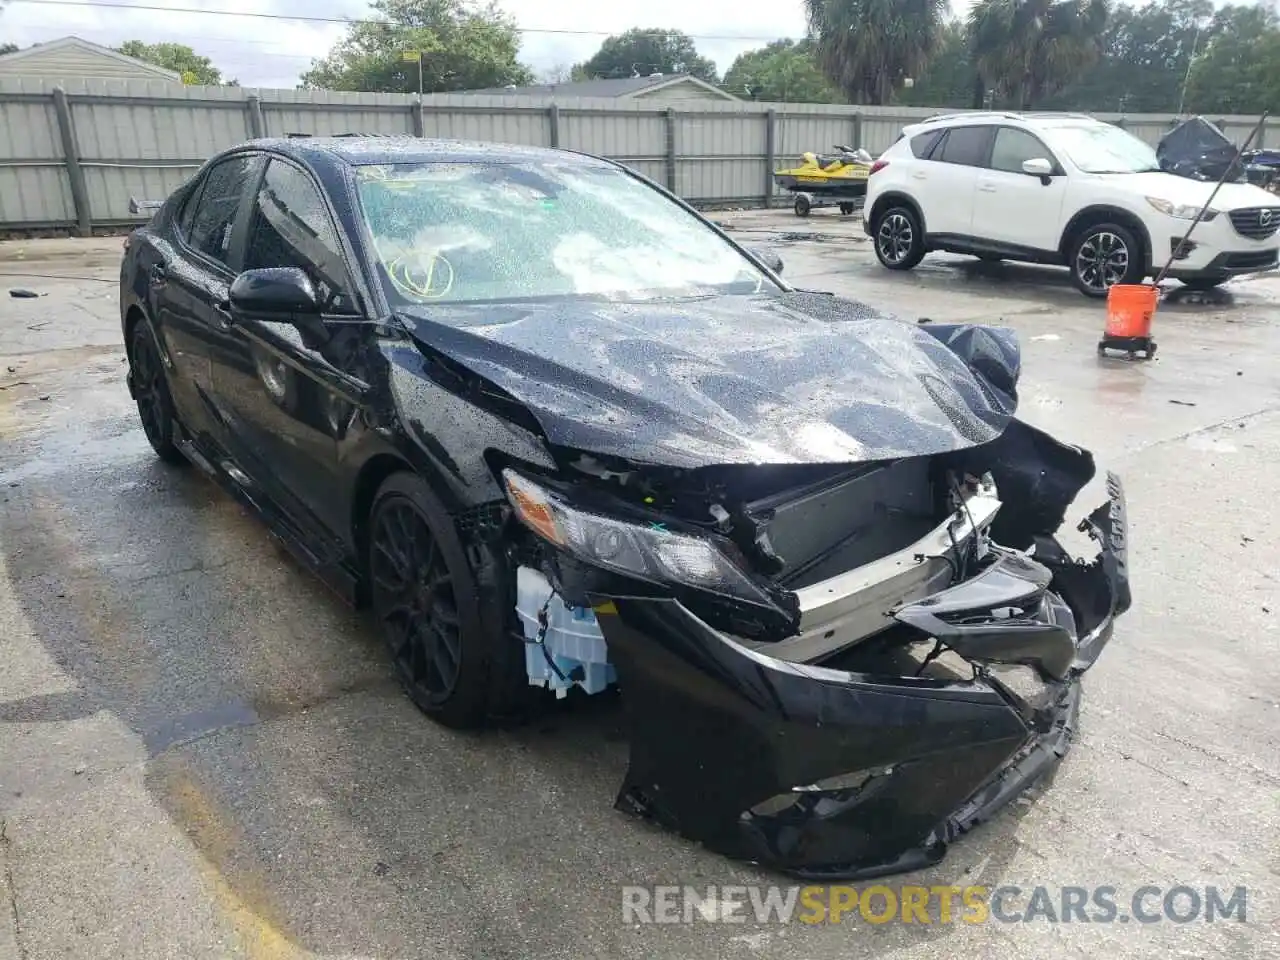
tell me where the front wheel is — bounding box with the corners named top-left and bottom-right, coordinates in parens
top-left (1068, 222), bottom-right (1144, 298)
top-left (873, 206), bottom-right (925, 271)
top-left (367, 472), bottom-right (523, 729)
top-left (839, 202), bottom-right (855, 216)
top-left (794, 195), bottom-right (811, 217)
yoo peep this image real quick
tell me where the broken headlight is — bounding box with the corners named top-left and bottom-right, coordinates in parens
top-left (501, 469), bottom-right (772, 604)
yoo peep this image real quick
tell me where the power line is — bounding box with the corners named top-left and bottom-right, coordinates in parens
top-left (6, 0), bottom-right (796, 43)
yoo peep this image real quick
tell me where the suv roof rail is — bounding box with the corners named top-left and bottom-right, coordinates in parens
top-left (917, 111), bottom-right (1025, 124)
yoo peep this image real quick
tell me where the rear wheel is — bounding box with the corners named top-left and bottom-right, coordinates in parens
top-left (873, 205), bottom-right (925, 271)
top-left (839, 202), bottom-right (855, 216)
top-left (367, 472), bottom-right (520, 729)
top-left (1178, 276), bottom-right (1228, 290)
top-left (794, 195), bottom-right (811, 217)
top-left (1068, 222), bottom-right (1144, 298)
top-left (128, 319), bottom-right (186, 465)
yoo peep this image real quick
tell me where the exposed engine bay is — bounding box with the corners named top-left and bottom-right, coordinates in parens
top-left (491, 415), bottom-right (1128, 880)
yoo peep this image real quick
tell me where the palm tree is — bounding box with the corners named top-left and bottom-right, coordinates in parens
top-left (968, 0), bottom-right (1109, 109)
top-left (804, 0), bottom-right (950, 105)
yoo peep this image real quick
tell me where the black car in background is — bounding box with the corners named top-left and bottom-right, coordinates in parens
top-left (120, 136), bottom-right (1130, 880)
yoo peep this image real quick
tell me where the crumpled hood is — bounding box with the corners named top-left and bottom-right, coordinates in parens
top-left (394, 291), bottom-right (1020, 469)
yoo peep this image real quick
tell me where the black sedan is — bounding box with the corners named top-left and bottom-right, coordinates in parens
top-left (120, 136), bottom-right (1131, 880)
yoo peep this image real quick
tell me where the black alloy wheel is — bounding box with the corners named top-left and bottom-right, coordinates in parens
top-left (1069, 223), bottom-right (1143, 297)
top-left (873, 205), bottom-right (925, 271)
top-left (129, 320), bottom-right (186, 465)
top-left (367, 473), bottom-right (517, 728)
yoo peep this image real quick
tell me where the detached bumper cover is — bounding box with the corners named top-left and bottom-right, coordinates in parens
top-left (592, 473), bottom-right (1130, 880)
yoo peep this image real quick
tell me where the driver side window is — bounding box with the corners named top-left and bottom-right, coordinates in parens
top-left (990, 128), bottom-right (1054, 174)
top-left (243, 160), bottom-right (354, 312)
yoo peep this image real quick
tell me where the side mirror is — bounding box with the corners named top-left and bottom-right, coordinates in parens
top-left (748, 245), bottom-right (784, 275)
top-left (229, 267), bottom-right (320, 316)
top-left (1022, 157), bottom-right (1054, 182)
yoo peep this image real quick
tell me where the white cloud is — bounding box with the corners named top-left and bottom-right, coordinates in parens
top-left (0, 0), bottom-right (967, 89)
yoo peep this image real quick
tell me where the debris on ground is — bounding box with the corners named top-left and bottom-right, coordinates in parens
top-left (1169, 399), bottom-right (1197, 407)
top-left (9, 288), bottom-right (38, 298)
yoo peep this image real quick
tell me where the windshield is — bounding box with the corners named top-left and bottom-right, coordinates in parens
top-left (353, 160), bottom-right (770, 305)
top-left (1042, 123), bottom-right (1161, 174)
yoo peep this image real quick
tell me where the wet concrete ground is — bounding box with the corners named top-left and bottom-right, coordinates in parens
top-left (1, 214), bottom-right (1277, 959)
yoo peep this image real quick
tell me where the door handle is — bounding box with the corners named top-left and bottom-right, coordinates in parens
top-left (979, 183), bottom-right (998, 192)
top-left (911, 171), bottom-right (927, 180)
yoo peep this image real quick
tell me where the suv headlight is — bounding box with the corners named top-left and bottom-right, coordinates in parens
top-left (1145, 197), bottom-right (1219, 221)
top-left (501, 468), bottom-right (771, 604)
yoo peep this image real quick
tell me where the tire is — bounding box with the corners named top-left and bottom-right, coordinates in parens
top-left (873, 205), bottom-right (925, 271)
top-left (128, 318), bottom-right (186, 466)
top-left (794, 195), bottom-right (811, 217)
top-left (1178, 276), bottom-right (1228, 290)
top-left (367, 472), bottom-right (521, 729)
top-left (1068, 222), bottom-right (1144, 298)
top-left (839, 202), bottom-right (855, 216)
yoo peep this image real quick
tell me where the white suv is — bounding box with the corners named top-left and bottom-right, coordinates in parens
top-left (863, 112), bottom-right (1280, 297)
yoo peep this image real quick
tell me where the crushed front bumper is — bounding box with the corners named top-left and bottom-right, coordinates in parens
top-left (591, 472), bottom-right (1130, 880)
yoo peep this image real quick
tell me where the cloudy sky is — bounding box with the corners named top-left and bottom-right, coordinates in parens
top-left (0, 0), bottom-right (822, 88)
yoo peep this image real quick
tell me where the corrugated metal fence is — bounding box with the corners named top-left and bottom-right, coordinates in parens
top-left (0, 76), bottom-right (1270, 233)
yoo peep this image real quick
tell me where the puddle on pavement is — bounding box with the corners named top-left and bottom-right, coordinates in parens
top-left (144, 700), bottom-right (263, 756)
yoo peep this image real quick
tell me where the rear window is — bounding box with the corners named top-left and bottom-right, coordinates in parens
top-left (909, 130), bottom-right (945, 158)
top-left (937, 126), bottom-right (992, 167)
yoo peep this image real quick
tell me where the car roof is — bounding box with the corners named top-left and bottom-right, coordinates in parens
top-left (902, 111), bottom-right (1104, 135)
top-left (241, 135), bottom-right (613, 169)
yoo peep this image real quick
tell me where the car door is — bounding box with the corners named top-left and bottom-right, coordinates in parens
top-left (914, 125), bottom-right (993, 237)
top-left (151, 152), bottom-right (264, 444)
top-left (207, 156), bottom-right (366, 542)
top-left (971, 126), bottom-right (1068, 252)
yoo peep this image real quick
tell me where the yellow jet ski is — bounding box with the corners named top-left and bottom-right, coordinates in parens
top-left (773, 145), bottom-right (873, 216)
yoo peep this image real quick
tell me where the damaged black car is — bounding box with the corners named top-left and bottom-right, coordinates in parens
top-left (119, 136), bottom-right (1131, 880)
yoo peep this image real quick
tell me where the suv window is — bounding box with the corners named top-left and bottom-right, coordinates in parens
top-left (990, 127), bottom-right (1053, 173)
top-left (936, 126), bottom-right (992, 167)
top-left (243, 159), bottom-right (352, 312)
top-left (186, 154), bottom-right (260, 265)
top-left (909, 130), bottom-right (945, 158)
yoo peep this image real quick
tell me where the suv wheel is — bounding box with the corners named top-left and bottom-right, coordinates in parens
top-left (1069, 222), bottom-right (1143, 297)
top-left (873, 206), bottom-right (925, 271)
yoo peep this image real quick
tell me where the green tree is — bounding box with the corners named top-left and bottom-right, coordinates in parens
top-left (896, 17), bottom-right (976, 107)
top-left (968, 0), bottom-right (1109, 109)
top-left (116, 40), bottom-right (223, 85)
top-left (804, 0), bottom-right (950, 105)
top-left (302, 0), bottom-right (533, 93)
top-left (1183, 3), bottom-right (1280, 115)
top-left (722, 39), bottom-right (841, 102)
top-left (574, 28), bottom-right (718, 82)
top-left (1045, 0), bottom-right (1211, 112)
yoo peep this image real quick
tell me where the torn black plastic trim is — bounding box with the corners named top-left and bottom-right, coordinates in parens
top-left (892, 549), bottom-right (1077, 681)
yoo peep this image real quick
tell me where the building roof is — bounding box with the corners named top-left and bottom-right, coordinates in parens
top-left (457, 73), bottom-right (736, 100)
top-left (0, 36), bottom-right (183, 81)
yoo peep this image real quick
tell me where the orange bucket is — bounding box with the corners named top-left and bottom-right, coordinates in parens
top-left (1105, 284), bottom-right (1158, 339)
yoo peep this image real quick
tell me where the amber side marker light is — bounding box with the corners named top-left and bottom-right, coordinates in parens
top-left (502, 469), bottom-right (566, 546)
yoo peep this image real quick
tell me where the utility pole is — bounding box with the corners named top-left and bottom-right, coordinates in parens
top-left (402, 49), bottom-right (423, 96)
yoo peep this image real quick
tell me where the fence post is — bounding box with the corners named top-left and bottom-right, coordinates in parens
top-left (548, 102), bottom-right (560, 149)
top-left (246, 94), bottom-right (265, 138)
top-left (51, 87), bottom-right (91, 237)
top-left (410, 96), bottom-right (424, 137)
top-left (851, 111), bottom-right (863, 151)
top-left (664, 108), bottom-right (677, 193)
top-left (764, 108), bottom-right (777, 209)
